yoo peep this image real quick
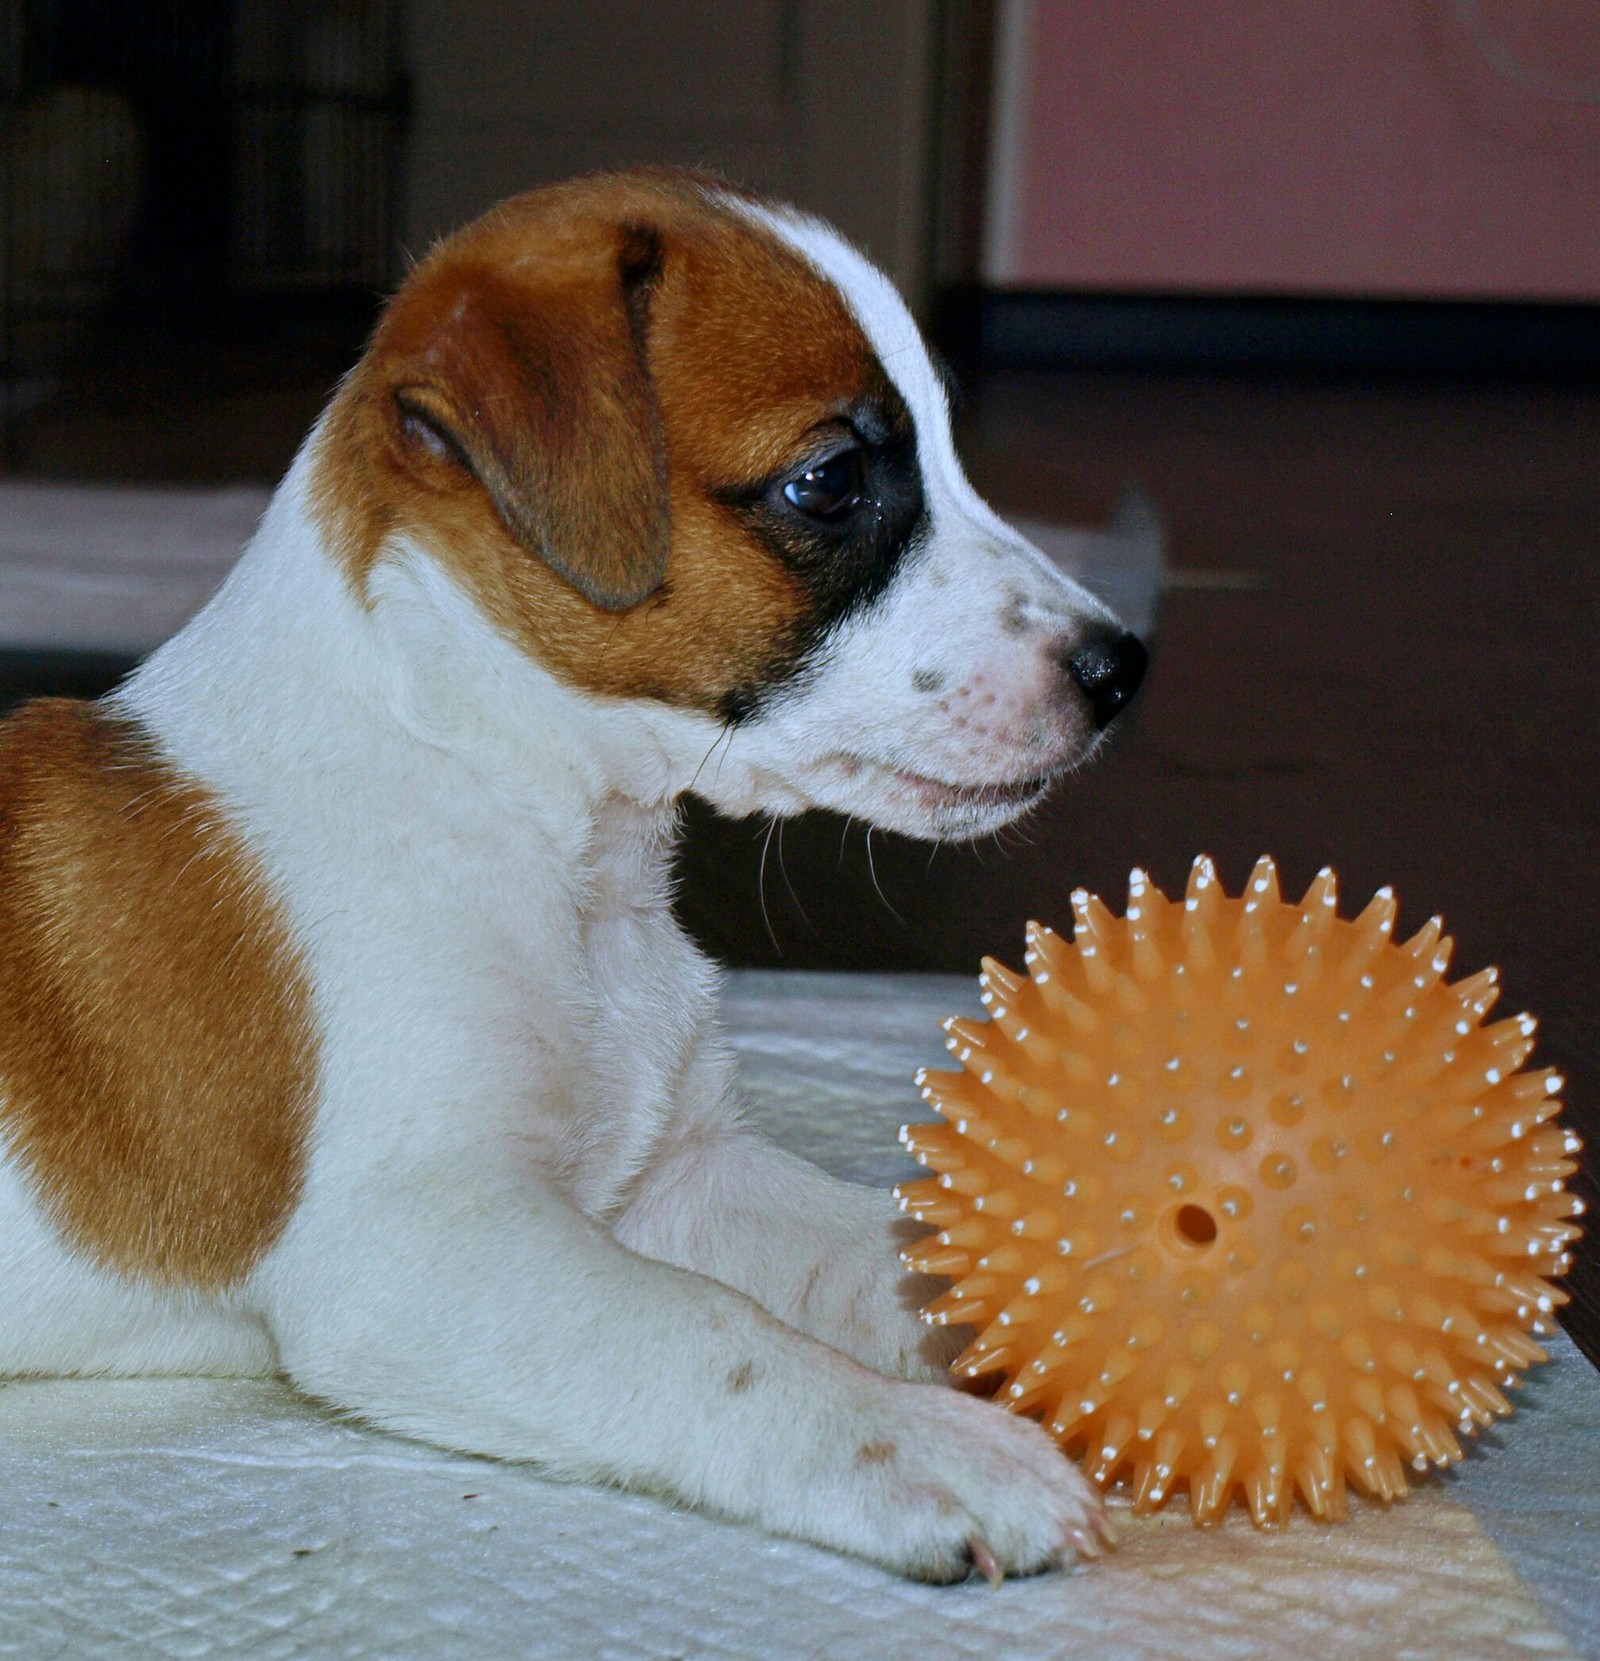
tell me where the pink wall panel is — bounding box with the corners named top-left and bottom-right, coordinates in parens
top-left (998, 1), bottom-right (1600, 299)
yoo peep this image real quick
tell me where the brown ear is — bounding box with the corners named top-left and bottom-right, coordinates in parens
top-left (390, 226), bottom-right (669, 612)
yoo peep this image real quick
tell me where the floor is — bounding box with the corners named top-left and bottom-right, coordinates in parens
top-left (2, 361), bottom-right (1596, 1369)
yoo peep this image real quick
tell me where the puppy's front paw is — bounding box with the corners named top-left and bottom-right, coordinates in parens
top-left (795, 1205), bottom-right (969, 1383)
top-left (810, 1379), bottom-right (1110, 1582)
top-left (834, 1267), bottom-right (967, 1384)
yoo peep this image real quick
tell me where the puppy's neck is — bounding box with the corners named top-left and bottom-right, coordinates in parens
top-left (119, 439), bottom-right (718, 885)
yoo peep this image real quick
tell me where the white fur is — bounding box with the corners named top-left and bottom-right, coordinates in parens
top-left (0, 210), bottom-right (1123, 1580)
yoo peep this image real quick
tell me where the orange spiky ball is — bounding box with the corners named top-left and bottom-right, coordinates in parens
top-left (896, 855), bottom-right (1584, 1527)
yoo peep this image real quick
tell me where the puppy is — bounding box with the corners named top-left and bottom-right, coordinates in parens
top-left (0, 171), bottom-right (1146, 1581)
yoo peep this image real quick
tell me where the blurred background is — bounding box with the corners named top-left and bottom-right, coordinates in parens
top-left (0, 0), bottom-right (1596, 1357)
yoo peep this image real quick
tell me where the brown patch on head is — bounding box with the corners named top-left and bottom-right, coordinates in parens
top-left (312, 170), bottom-right (918, 719)
top-left (726, 1360), bottom-right (758, 1394)
top-left (0, 701), bottom-right (316, 1290)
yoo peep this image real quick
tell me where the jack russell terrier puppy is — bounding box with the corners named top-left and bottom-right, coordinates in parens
top-left (0, 171), bottom-right (1146, 1582)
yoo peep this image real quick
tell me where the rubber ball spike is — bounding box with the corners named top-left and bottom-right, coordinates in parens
top-left (896, 857), bottom-right (1584, 1527)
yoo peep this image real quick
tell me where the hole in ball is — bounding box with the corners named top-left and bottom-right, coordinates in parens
top-left (1173, 1203), bottom-right (1218, 1248)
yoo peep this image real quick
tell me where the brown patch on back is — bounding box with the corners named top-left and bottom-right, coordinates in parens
top-left (311, 170), bottom-right (898, 715)
top-left (0, 700), bottom-right (316, 1289)
top-left (855, 1440), bottom-right (897, 1466)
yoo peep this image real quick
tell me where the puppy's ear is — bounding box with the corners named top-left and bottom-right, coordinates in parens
top-left (390, 225), bottom-right (669, 612)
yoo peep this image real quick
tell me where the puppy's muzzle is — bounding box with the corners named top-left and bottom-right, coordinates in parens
top-left (1064, 628), bottom-right (1148, 730)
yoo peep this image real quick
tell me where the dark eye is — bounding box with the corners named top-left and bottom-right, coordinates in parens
top-left (782, 450), bottom-right (865, 522)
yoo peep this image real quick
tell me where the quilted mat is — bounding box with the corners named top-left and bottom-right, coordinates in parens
top-left (1, 972), bottom-right (1595, 1660)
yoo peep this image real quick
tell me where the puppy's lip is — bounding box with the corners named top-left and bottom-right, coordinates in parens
top-left (830, 753), bottom-right (1055, 812)
top-left (893, 767), bottom-right (1053, 812)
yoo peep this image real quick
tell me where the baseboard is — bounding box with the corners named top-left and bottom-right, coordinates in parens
top-left (0, 647), bottom-right (138, 715)
top-left (941, 287), bottom-right (1600, 379)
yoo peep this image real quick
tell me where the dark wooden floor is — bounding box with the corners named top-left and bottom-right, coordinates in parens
top-left (4, 363), bottom-right (1596, 1367)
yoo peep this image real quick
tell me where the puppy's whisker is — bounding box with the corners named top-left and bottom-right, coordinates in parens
top-left (687, 726), bottom-right (732, 798)
top-left (711, 725), bottom-right (736, 789)
top-left (864, 827), bottom-right (904, 926)
top-left (757, 814), bottom-right (783, 957)
top-left (775, 818), bottom-right (812, 935)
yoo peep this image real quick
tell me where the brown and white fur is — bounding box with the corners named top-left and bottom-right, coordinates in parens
top-left (0, 172), bottom-right (1147, 1582)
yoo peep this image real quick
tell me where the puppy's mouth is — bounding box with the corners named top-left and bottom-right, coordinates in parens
top-left (805, 751), bottom-right (1058, 838)
top-left (885, 765), bottom-right (1053, 814)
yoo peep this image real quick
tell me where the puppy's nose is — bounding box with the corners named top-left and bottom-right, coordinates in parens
top-left (1064, 628), bottom-right (1147, 729)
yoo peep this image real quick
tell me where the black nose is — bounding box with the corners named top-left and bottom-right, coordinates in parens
top-left (1065, 628), bottom-right (1148, 729)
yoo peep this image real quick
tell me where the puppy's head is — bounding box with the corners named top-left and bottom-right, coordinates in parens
top-left (315, 171), bottom-right (1144, 838)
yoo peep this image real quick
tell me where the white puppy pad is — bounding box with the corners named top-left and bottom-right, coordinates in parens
top-left (2, 972), bottom-right (1593, 1660)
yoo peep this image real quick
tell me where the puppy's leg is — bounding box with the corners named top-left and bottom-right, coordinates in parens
top-left (260, 1170), bottom-right (1101, 1580)
top-left (0, 1160), bottom-right (276, 1378)
top-left (614, 1127), bottom-right (966, 1384)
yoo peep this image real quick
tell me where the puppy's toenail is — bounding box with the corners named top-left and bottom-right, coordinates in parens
top-left (969, 1536), bottom-right (1004, 1585)
top-left (1062, 1523), bottom-right (1101, 1560)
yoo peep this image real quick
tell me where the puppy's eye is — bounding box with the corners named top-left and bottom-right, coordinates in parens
top-left (782, 450), bottom-right (864, 522)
